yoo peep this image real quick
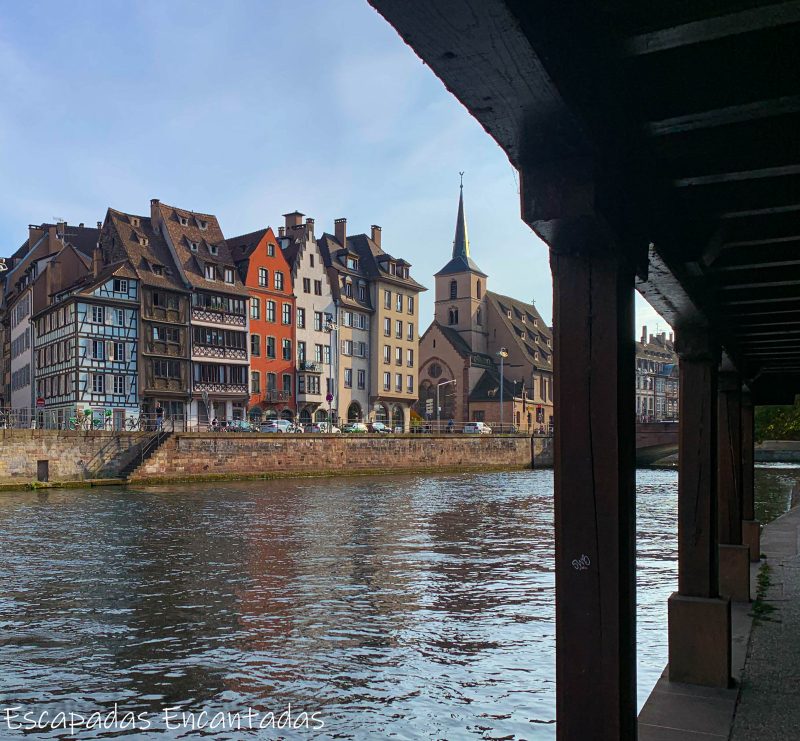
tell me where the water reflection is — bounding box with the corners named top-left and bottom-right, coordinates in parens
top-left (0, 467), bottom-right (794, 739)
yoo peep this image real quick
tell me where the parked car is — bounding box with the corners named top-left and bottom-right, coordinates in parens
top-left (225, 419), bottom-right (256, 433)
top-left (304, 422), bottom-right (341, 434)
top-left (260, 419), bottom-right (297, 433)
top-left (342, 422), bottom-right (368, 433)
top-left (463, 421), bottom-right (493, 434)
top-left (367, 421), bottom-right (391, 434)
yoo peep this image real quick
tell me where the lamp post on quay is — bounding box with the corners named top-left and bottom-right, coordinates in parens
top-left (324, 315), bottom-right (337, 430)
top-left (497, 347), bottom-right (509, 432)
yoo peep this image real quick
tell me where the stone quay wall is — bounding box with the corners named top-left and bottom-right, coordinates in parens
top-left (0, 430), bottom-right (145, 485)
top-left (132, 433), bottom-right (538, 483)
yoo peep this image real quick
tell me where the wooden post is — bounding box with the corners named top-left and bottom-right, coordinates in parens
top-left (550, 222), bottom-right (636, 741)
top-left (668, 327), bottom-right (731, 686)
top-left (717, 372), bottom-right (750, 601)
top-left (740, 392), bottom-right (761, 562)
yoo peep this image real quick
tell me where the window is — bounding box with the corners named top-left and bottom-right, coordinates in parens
top-left (152, 292), bottom-right (179, 310)
top-left (357, 369), bottom-right (366, 389)
top-left (113, 375), bottom-right (125, 395)
top-left (395, 347), bottom-right (402, 365)
top-left (448, 308), bottom-right (459, 325)
top-left (407, 322), bottom-right (414, 341)
top-left (383, 318), bottom-right (390, 336)
top-left (303, 278), bottom-right (311, 293)
top-left (384, 290), bottom-right (391, 309)
top-left (344, 281), bottom-right (353, 298)
top-left (259, 268), bottom-right (268, 287)
top-left (251, 298), bottom-right (260, 320)
top-left (383, 345), bottom-right (390, 364)
top-left (308, 375), bottom-right (320, 394)
top-left (92, 374), bottom-right (105, 393)
top-left (282, 303), bottom-right (292, 325)
top-left (152, 264), bottom-right (164, 275)
top-left (115, 309), bottom-right (125, 326)
top-left (314, 280), bottom-right (322, 296)
top-left (251, 371), bottom-right (261, 393)
top-left (298, 375), bottom-right (306, 394)
top-left (407, 348), bottom-right (414, 367)
top-left (342, 339), bottom-right (353, 356)
top-left (358, 284), bottom-right (366, 302)
top-left (396, 293), bottom-right (403, 312)
top-left (224, 268), bottom-right (234, 284)
top-left (314, 312), bottom-right (323, 332)
top-left (395, 320), bottom-right (402, 338)
top-left (275, 271), bottom-right (284, 290)
top-left (283, 374), bottom-right (292, 394)
top-left (297, 341), bottom-right (306, 362)
top-left (310, 254), bottom-right (315, 268)
top-left (476, 280), bottom-right (482, 299)
top-left (344, 368), bottom-right (352, 388)
top-left (267, 243), bottom-right (275, 257)
top-left (131, 217), bottom-right (140, 227)
top-left (154, 359), bottom-right (181, 378)
top-left (189, 241), bottom-right (198, 252)
top-left (395, 373), bottom-right (402, 392)
top-left (407, 296), bottom-right (414, 314)
top-left (346, 256), bottom-right (358, 270)
top-left (251, 334), bottom-right (260, 356)
top-left (323, 345), bottom-right (331, 365)
top-left (198, 219), bottom-right (208, 230)
top-left (112, 342), bottom-right (126, 362)
top-left (407, 375), bottom-right (414, 394)
top-left (204, 264), bottom-right (216, 280)
top-left (209, 245), bottom-right (218, 256)
top-left (92, 340), bottom-right (105, 360)
top-left (450, 280), bottom-right (457, 299)
top-left (314, 344), bottom-right (323, 363)
top-left (266, 372), bottom-right (277, 391)
top-left (477, 308), bottom-right (482, 326)
top-left (342, 311), bottom-right (353, 327)
top-left (282, 338), bottom-right (292, 361)
top-left (266, 301), bottom-right (276, 322)
top-left (297, 308), bottom-right (306, 328)
top-left (113, 278), bottom-right (128, 293)
top-left (383, 372), bottom-right (391, 391)
top-left (91, 306), bottom-right (104, 324)
top-left (356, 341), bottom-right (367, 358)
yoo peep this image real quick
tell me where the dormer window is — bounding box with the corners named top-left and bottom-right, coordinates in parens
top-left (507, 310), bottom-right (512, 318)
top-left (344, 280), bottom-right (353, 298)
top-left (521, 315), bottom-right (526, 323)
top-left (189, 241), bottom-right (198, 252)
top-left (139, 236), bottom-right (149, 246)
top-left (198, 219), bottom-right (208, 230)
top-left (267, 243), bottom-right (275, 257)
top-left (179, 216), bottom-right (189, 227)
top-left (152, 265), bottom-right (164, 276)
top-left (389, 262), bottom-right (396, 275)
top-left (204, 264), bottom-right (215, 281)
top-left (346, 257), bottom-right (358, 270)
top-left (209, 244), bottom-right (218, 256)
top-left (224, 268), bottom-right (234, 284)
top-left (131, 217), bottom-right (140, 227)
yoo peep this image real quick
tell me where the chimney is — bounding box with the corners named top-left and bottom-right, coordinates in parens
top-left (283, 211), bottom-right (304, 231)
top-left (96, 221), bottom-right (102, 230)
top-left (92, 245), bottom-right (103, 278)
top-left (305, 217), bottom-right (314, 238)
top-left (641, 325), bottom-right (647, 344)
top-left (278, 226), bottom-right (285, 238)
top-left (371, 224), bottom-right (381, 248)
top-left (57, 220), bottom-right (67, 238)
top-left (79, 222), bottom-right (84, 228)
top-left (669, 331), bottom-right (674, 343)
top-left (334, 218), bottom-right (347, 246)
top-left (150, 199), bottom-right (161, 231)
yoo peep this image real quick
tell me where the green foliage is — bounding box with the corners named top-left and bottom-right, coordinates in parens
top-left (755, 398), bottom-right (800, 442)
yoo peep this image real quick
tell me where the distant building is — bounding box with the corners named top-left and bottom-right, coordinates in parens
top-left (635, 326), bottom-right (679, 422)
top-left (418, 184), bottom-right (554, 431)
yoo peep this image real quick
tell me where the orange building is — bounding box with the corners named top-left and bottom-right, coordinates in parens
top-left (229, 227), bottom-right (296, 422)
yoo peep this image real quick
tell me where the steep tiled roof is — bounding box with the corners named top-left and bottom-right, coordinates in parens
top-left (103, 208), bottom-right (186, 291)
top-left (227, 228), bottom-right (268, 260)
top-left (468, 369), bottom-right (525, 401)
top-left (317, 233), bottom-right (374, 312)
top-left (156, 201), bottom-right (246, 296)
top-left (347, 233), bottom-right (427, 291)
top-left (485, 290), bottom-right (553, 371)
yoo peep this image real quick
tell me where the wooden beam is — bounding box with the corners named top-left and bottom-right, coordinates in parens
top-left (625, 1), bottom-right (800, 56)
top-left (674, 164), bottom-right (800, 188)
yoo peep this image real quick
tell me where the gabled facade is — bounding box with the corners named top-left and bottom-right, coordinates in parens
top-left (102, 207), bottom-right (191, 423)
top-left (229, 225), bottom-right (296, 422)
top-left (279, 212), bottom-right (335, 426)
top-left (636, 327), bottom-right (679, 422)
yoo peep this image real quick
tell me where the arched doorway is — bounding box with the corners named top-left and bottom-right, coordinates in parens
top-left (248, 406), bottom-right (263, 424)
top-left (299, 408), bottom-right (312, 426)
top-left (391, 405), bottom-right (404, 431)
top-left (263, 408), bottom-right (277, 420)
top-left (314, 409), bottom-right (328, 423)
top-left (347, 402), bottom-right (362, 422)
top-left (281, 408), bottom-right (293, 421)
top-left (374, 404), bottom-right (388, 423)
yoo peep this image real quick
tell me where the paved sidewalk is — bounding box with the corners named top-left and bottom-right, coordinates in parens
top-left (730, 505), bottom-right (800, 740)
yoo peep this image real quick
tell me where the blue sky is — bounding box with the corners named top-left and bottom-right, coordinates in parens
top-left (0, 0), bottom-right (665, 333)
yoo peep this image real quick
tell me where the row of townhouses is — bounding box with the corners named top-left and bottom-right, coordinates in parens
top-left (635, 327), bottom-right (679, 422)
top-left (0, 200), bottom-right (425, 430)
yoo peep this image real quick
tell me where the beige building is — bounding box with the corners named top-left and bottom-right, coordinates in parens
top-left (418, 185), bottom-right (554, 432)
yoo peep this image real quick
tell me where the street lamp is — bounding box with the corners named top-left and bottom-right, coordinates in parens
top-left (324, 315), bottom-right (337, 430)
top-left (497, 347), bottom-right (509, 432)
top-left (436, 379), bottom-right (457, 433)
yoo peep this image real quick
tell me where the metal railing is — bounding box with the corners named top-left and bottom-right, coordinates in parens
top-left (0, 408), bottom-right (186, 433)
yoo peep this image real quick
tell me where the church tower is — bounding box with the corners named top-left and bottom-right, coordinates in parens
top-left (434, 180), bottom-right (488, 354)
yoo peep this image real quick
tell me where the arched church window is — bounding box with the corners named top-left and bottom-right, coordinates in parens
top-left (476, 280), bottom-right (482, 299)
top-left (450, 280), bottom-right (457, 299)
top-left (448, 308), bottom-right (458, 325)
top-left (476, 308), bottom-right (482, 326)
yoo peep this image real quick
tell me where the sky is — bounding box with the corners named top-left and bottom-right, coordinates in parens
top-left (0, 0), bottom-right (666, 334)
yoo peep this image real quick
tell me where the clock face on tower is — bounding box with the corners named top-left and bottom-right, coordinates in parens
top-left (428, 363), bottom-right (443, 379)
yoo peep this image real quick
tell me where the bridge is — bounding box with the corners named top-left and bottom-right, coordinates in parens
top-left (370, 2), bottom-right (799, 738)
top-left (636, 421), bottom-right (679, 465)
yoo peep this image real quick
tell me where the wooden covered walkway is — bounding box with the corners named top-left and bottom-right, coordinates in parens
top-left (369, 1), bottom-right (800, 738)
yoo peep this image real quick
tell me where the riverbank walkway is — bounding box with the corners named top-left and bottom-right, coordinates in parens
top-left (639, 502), bottom-right (800, 740)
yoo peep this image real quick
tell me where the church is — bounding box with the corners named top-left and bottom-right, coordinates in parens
top-left (417, 184), bottom-right (554, 432)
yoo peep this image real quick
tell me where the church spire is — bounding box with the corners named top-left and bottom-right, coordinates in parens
top-left (453, 172), bottom-right (470, 259)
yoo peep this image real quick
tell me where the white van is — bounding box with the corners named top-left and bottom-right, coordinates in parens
top-left (463, 421), bottom-right (493, 434)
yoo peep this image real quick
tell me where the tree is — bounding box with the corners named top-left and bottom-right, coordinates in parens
top-left (755, 397), bottom-right (800, 442)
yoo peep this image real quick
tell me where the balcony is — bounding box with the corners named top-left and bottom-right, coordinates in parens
top-left (193, 344), bottom-right (247, 360)
top-left (299, 361), bottom-right (323, 373)
top-left (262, 390), bottom-right (293, 403)
top-left (191, 307), bottom-right (246, 327)
top-left (193, 381), bottom-right (248, 394)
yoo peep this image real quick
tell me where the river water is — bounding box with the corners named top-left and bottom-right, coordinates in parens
top-left (0, 466), bottom-right (796, 739)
